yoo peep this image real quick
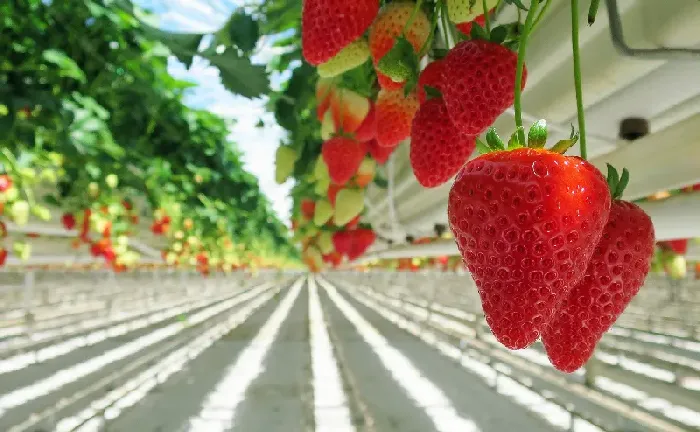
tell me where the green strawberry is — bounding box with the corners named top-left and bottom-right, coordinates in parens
top-left (13, 241), bottom-right (31, 261)
top-left (10, 200), bottom-right (30, 225)
top-left (315, 176), bottom-right (331, 196)
top-left (314, 199), bottom-right (334, 226)
top-left (334, 188), bottom-right (365, 226)
top-left (318, 39), bottom-right (370, 78)
top-left (275, 146), bottom-right (298, 184)
top-left (318, 230), bottom-right (334, 254)
top-left (321, 110), bottom-right (336, 140)
top-left (105, 174), bottom-right (119, 189)
top-left (314, 156), bottom-right (330, 181)
top-left (31, 205), bottom-right (51, 222)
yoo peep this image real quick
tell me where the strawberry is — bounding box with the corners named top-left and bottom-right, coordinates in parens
top-left (317, 231), bottom-right (335, 254)
top-left (355, 157), bottom-right (376, 187)
top-left (10, 201), bottom-right (30, 226)
top-left (0, 175), bottom-right (11, 192)
top-left (658, 239), bottom-right (688, 255)
top-left (314, 199), bottom-right (334, 226)
top-left (318, 39), bottom-right (370, 78)
top-left (0, 248), bottom-right (7, 267)
top-left (347, 228), bottom-right (377, 260)
top-left (665, 254), bottom-right (687, 279)
top-left (316, 78), bottom-right (335, 120)
top-left (302, 0), bottom-right (379, 66)
top-left (322, 137), bottom-right (367, 185)
top-left (330, 88), bottom-right (371, 134)
top-left (334, 188), bottom-right (365, 226)
top-left (447, 0), bottom-right (498, 24)
top-left (455, 11), bottom-right (491, 36)
top-left (367, 139), bottom-right (397, 164)
top-left (375, 89), bottom-right (419, 147)
top-left (369, 2), bottom-right (431, 89)
top-left (417, 59), bottom-right (446, 104)
top-left (333, 230), bottom-right (353, 256)
top-left (275, 146), bottom-right (298, 184)
top-left (300, 199), bottom-right (316, 220)
top-left (354, 102), bottom-right (377, 142)
top-left (542, 200), bottom-right (654, 372)
top-left (410, 98), bottom-right (476, 188)
top-left (448, 128), bottom-right (611, 349)
top-left (323, 251), bottom-right (343, 267)
top-left (443, 40), bottom-right (526, 136)
top-left (0, 221), bottom-right (6, 238)
top-left (62, 213), bottom-right (76, 231)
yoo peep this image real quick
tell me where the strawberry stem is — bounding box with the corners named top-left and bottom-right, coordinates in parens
top-left (404, 0), bottom-right (425, 37)
top-left (531, 0), bottom-right (553, 32)
top-left (482, 0), bottom-right (492, 33)
top-left (513, 0), bottom-right (539, 145)
top-left (571, 0), bottom-right (588, 160)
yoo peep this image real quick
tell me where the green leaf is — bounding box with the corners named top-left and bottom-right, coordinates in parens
top-left (527, 119), bottom-right (547, 148)
top-left (139, 23), bottom-right (203, 68)
top-left (617, 167), bottom-right (630, 198)
top-left (485, 128), bottom-right (505, 150)
top-left (376, 36), bottom-right (419, 85)
top-left (470, 23), bottom-right (489, 41)
top-left (504, 0), bottom-right (529, 11)
top-left (373, 174), bottom-right (388, 188)
top-left (423, 85), bottom-right (443, 101)
top-left (508, 127), bottom-right (525, 149)
top-left (490, 25), bottom-right (508, 44)
top-left (203, 49), bottom-right (269, 99)
top-left (42, 49), bottom-right (86, 83)
top-left (475, 138), bottom-right (492, 155)
top-left (226, 11), bottom-right (260, 53)
top-left (588, 0), bottom-right (602, 25)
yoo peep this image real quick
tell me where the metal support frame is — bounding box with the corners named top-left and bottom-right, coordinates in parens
top-left (606, 0), bottom-right (700, 60)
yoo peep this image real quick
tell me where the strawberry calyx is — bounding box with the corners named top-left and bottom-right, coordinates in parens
top-left (476, 120), bottom-right (580, 155)
top-left (376, 36), bottom-right (421, 95)
top-left (605, 164), bottom-right (631, 200)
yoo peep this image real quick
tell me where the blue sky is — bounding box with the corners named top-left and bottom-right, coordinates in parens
top-left (135, 0), bottom-right (294, 221)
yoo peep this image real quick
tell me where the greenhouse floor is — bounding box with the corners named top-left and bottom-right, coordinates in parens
top-left (0, 271), bottom-right (698, 432)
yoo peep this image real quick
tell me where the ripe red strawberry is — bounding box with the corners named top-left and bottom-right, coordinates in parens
top-left (448, 148), bottom-right (611, 349)
top-left (322, 137), bottom-right (368, 185)
top-left (542, 200), bottom-right (654, 372)
top-left (347, 228), bottom-right (376, 260)
top-left (455, 11), bottom-right (491, 36)
top-left (0, 175), bottom-right (11, 192)
top-left (62, 213), bottom-right (76, 230)
top-left (417, 59), bottom-right (446, 104)
top-left (302, 0), bottom-right (379, 66)
top-left (658, 239), bottom-right (688, 255)
top-left (355, 102), bottom-right (377, 142)
top-left (367, 139), bottom-right (397, 164)
top-left (375, 89), bottom-right (419, 147)
top-left (332, 230), bottom-right (353, 255)
top-left (410, 98), bottom-right (476, 187)
top-left (443, 40), bottom-right (527, 136)
top-left (369, 2), bottom-right (431, 89)
top-left (301, 199), bottom-right (316, 220)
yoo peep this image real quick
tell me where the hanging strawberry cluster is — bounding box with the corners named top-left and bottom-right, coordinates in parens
top-left (291, 0), bottom-right (664, 373)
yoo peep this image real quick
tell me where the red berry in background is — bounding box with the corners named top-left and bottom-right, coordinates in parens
top-left (354, 103), bottom-right (377, 142)
top-left (417, 59), bottom-right (446, 104)
top-left (658, 239), bottom-right (688, 255)
top-left (448, 148), bottom-right (611, 349)
top-left (0, 248), bottom-right (7, 267)
top-left (367, 139), bottom-right (397, 165)
top-left (302, 0), bottom-right (379, 65)
top-left (347, 228), bottom-right (376, 261)
top-left (410, 98), bottom-right (476, 188)
top-left (0, 175), bottom-right (11, 192)
top-left (322, 137), bottom-right (367, 185)
top-left (443, 40), bottom-right (526, 136)
top-left (62, 213), bottom-right (76, 230)
top-left (332, 230), bottom-right (353, 256)
top-left (375, 89), bottom-right (419, 148)
top-left (542, 201), bottom-right (655, 372)
top-left (300, 199), bottom-right (316, 220)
